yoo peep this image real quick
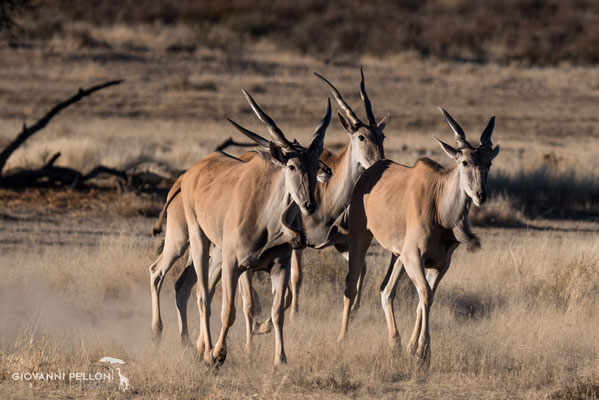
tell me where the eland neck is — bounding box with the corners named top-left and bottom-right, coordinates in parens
top-left (323, 142), bottom-right (365, 213)
top-left (263, 165), bottom-right (292, 220)
top-left (437, 164), bottom-right (471, 230)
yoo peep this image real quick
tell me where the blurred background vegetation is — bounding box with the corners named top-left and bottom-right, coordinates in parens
top-left (2, 0), bottom-right (599, 65)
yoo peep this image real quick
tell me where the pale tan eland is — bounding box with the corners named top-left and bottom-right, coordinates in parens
top-left (157, 68), bottom-right (389, 345)
top-left (148, 90), bottom-right (331, 365)
top-left (339, 108), bottom-right (500, 363)
top-left (151, 134), bottom-right (331, 352)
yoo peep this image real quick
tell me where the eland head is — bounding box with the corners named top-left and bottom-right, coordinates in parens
top-left (228, 90), bottom-right (332, 216)
top-left (435, 107), bottom-right (500, 206)
top-left (314, 67), bottom-right (388, 169)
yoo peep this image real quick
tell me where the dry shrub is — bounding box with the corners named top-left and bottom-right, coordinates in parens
top-left (470, 193), bottom-right (526, 227)
top-left (490, 164), bottom-right (599, 219)
top-left (21, 0), bottom-right (599, 65)
top-left (0, 187), bottom-right (163, 217)
top-left (550, 376), bottom-right (599, 400)
top-left (543, 258), bottom-right (599, 310)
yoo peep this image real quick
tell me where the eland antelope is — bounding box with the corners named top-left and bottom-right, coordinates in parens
top-left (160, 68), bottom-right (389, 345)
top-left (339, 108), bottom-right (500, 363)
top-left (148, 90), bottom-right (331, 365)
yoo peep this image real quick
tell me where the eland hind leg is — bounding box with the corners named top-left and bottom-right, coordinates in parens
top-left (149, 214), bottom-right (188, 338)
top-left (174, 257), bottom-right (195, 345)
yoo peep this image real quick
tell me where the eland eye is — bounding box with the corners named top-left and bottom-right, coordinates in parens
top-left (288, 165), bottom-right (296, 171)
top-left (358, 135), bottom-right (365, 142)
top-left (461, 161), bottom-right (469, 167)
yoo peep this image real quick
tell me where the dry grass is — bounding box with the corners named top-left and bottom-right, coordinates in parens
top-left (0, 215), bottom-right (598, 399)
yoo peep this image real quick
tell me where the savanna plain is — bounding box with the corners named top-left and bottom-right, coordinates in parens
top-left (1, 22), bottom-right (599, 399)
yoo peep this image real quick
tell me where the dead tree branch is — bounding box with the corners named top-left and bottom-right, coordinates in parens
top-left (215, 136), bottom-right (257, 152)
top-left (0, 79), bottom-right (123, 175)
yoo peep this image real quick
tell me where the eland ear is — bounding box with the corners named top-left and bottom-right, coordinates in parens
top-left (317, 161), bottom-right (332, 183)
top-left (269, 142), bottom-right (287, 165)
top-left (337, 111), bottom-right (354, 134)
top-left (480, 116), bottom-right (495, 148)
top-left (317, 168), bottom-right (331, 183)
top-left (434, 136), bottom-right (460, 159)
top-left (377, 113), bottom-right (390, 132)
top-left (490, 142), bottom-right (500, 159)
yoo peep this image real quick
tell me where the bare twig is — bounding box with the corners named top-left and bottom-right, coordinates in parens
top-left (43, 152), bottom-right (61, 168)
top-left (0, 79), bottom-right (123, 175)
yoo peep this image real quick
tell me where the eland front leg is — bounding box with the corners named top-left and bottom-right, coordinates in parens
top-left (379, 253), bottom-right (405, 348)
top-left (270, 256), bottom-right (291, 365)
top-left (339, 229), bottom-right (373, 342)
top-left (211, 255), bottom-right (241, 365)
top-left (187, 223), bottom-right (213, 363)
top-left (401, 248), bottom-right (432, 363)
top-left (336, 243), bottom-right (368, 313)
top-left (238, 270), bottom-right (255, 352)
top-left (289, 249), bottom-right (303, 319)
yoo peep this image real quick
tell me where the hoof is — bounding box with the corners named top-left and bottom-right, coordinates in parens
top-left (416, 355), bottom-right (431, 371)
top-left (150, 327), bottom-right (162, 342)
top-left (416, 348), bottom-right (431, 369)
top-left (197, 342), bottom-right (205, 358)
top-left (210, 349), bottom-right (226, 367)
top-left (406, 342), bottom-right (417, 356)
top-left (180, 334), bottom-right (193, 349)
top-left (274, 356), bottom-right (287, 366)
top-left (388, 337), bottom-right (402, 351)
top-left (253, 319), bottom-right (273, 335)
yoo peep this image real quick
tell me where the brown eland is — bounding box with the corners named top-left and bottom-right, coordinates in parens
top-left (339, 107), bottom-right (500, 364)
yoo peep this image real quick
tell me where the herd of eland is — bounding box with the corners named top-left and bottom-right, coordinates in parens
top-left (148, 68), bottom-right (500, 366)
